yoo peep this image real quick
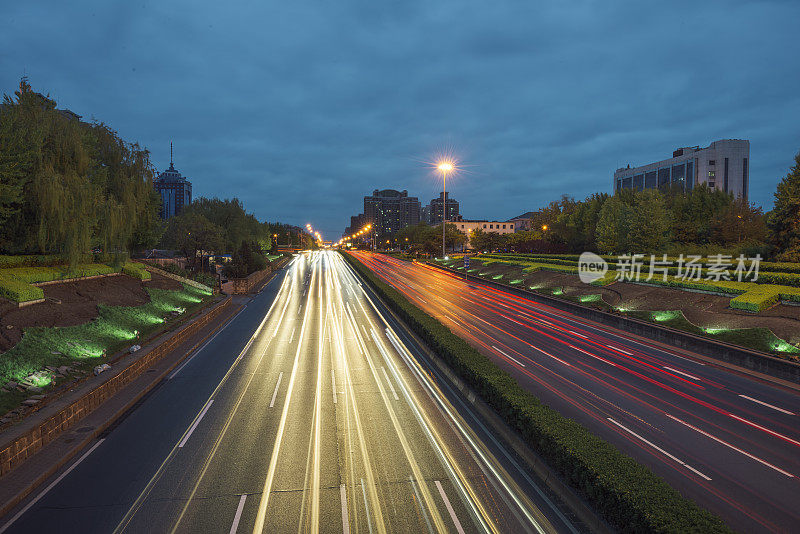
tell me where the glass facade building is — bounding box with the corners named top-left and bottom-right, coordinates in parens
top-left (614, 139), bottom-right (748, 198)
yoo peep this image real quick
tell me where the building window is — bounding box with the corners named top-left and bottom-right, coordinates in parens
top-left (645, 171), bottom-right (657, 189)
top-left (709, 160), bottom-right (715, 166)
top-left (489, 224), bottom-right (493, 229)
top-left (708, 170), bottom-right (715, 178)
top-left (502, 224), bottom-right (506, 229)
top-left (657, 168), bottom-right (670, 188)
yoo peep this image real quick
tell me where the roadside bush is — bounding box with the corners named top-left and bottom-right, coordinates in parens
top-left (342, 252), bottom-right (731, 533)
top-left (0, 255), bottom-right (66, 268)
top-left (0, 264), bottom-right (116, 284)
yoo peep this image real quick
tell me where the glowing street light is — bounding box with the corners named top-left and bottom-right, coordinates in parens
top-left (437, 160), bottom-right (455, 259)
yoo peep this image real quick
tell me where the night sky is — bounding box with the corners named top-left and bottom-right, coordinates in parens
top-left (3, 1), bottom-right (799, 238)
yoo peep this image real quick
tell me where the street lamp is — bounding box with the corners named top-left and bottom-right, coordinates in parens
top-left (438, 161), bottom-right (454, 259)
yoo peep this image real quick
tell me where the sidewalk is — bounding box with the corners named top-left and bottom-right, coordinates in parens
top-left (0, 294), bottom-right (247, 518)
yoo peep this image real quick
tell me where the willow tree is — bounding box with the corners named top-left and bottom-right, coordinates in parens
top-left (0, 79), bottom-right (162, 265)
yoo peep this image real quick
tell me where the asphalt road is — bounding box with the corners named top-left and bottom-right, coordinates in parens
top-left (352, 251), bottom-right (800, 533)
top-left (0, 251), bottom-right (577, 534)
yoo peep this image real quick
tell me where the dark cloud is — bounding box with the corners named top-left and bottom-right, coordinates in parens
top-left (2, 0), bottom-right (799, 237)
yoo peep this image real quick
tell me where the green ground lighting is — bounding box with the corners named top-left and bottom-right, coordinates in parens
top-left (652, 311), bottom-right (680, 322)
top-left (580, 294), bottom-right (602, 303)
top-left (552, 287), bottom-right (564, 296)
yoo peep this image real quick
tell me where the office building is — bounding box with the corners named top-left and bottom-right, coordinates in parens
top-left (613, 139), bottom-right (749, 199)
top-left (154, 144), bottom-right (192, 219)
top-left (427, 192), bottom-right (460, 225)
top-left (363, 189), bottom-right (421, 236)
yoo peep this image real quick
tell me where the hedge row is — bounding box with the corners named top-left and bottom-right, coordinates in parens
top-left (0, 275), bottom-right (44, 303)
top-left (343, 252), bottom-right (731, 533)
top-left (0, 264), bottom-right (117, 284)
top-left (122, 262), bottom-right (151, 281)
top-left (0, 255), bottom-right (67, 268)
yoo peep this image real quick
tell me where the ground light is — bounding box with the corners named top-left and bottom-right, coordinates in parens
top-left (580, 294), bottom-right (602, 303)
top-left (652, 310), bottom-right (680, 322)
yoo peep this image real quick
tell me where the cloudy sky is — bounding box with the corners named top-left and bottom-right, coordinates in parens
top-left (3, 0), bottom-right (799, 238)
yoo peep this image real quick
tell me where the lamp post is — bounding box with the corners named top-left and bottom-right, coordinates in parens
top-left (438, 162), bottom-right (453, 259)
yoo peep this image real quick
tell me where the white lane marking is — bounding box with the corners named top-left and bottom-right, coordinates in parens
top-left (169, 305), bottom-right (247, 379)
top-left (570, 345), bottom-right (617, 367)
top-left (289, 327), bottom-right (295, 343)
top-left (332, 369), bottom-right (338, 404)
top-left (418, 297), bottom-right (428, 304)
top-left (727, 413), bottom-right (800, 446)
top-left (666, 414), bottom-right (795, 478)
top-left (491, 345), bottom-right (526, 367)
top-left (229, 494), bottom-right (247, 534)
top-left (361, 478), bottom-right (373, 534)
top-left (0, 439), bottom-right (105, 534)
top-left (610, 345), bottom-right (632, 355)
top-left (340, 484), bottom-right (349, 534)
top-left (607, 418), bottom-right (711, 480)
top-left (663, 366), bottom-right (700, 381)
top-left (178, 400), bottom-right (214, 448)
top-left (269, 372), bottom-right (283, 408)
top-left (568, 330), bottom-right (587, 338)
top-left (381, 366), bottom-right (399, 400)
top-left (361, 324), bottom-right (369, 337)
top-left (409, 476), bottom-right (434, 534)
top-left (738, 395), bottom-right (795, 415)
top-left (434, 480), bottom-right (465, 534)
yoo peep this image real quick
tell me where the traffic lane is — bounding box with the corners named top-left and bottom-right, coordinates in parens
top-left (333, 254), bottom-right (481, 533)
top-left (412, 258), bottom-right (800, 420)
top-left (0, 262), bottom-right (297, 534)
top-left (369, 254), bottom-right (800, 453)
top-left (357, 253), bottom-right (800, 533)
top-left (116, 262), bottom-right (309, 533)
top-left (341, 255), bottom-right (570, 534)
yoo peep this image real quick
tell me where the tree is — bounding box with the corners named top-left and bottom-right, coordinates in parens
top-left (469, 228), bottom-right (506, 252)
top-left (596, 189), bottom-right (670, 254)
top-left (162, 212), bottom-right (225, 271)
top-left (712, 198), bottom-right (767, 246)
top-left (768, 150), bottom-right (800, 260)
top-left (0, 78), bottom-right (163, 264)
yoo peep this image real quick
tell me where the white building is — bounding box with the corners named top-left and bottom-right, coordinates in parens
top-left (614, 139), bottom-right (749, 199)
top-left (455, 220), bottom-right (515, 249)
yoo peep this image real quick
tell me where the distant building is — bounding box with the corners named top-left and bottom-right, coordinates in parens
top-left (363, 189), bottom-right (421, 236)
top-left (154, 144), bottom-right (192, 219)
top-left (455, 219), bottom-right (515, 249)
top-left (427, 192), bottom-right (460, 225)
top-left (344, 213), bottom-right (367, 237)
top-left (507, 211), bottom-right (535, 232)
top-left (614, 139), bottom-right (749, 199)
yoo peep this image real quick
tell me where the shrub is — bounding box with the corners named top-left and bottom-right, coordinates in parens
top-left (122, 262), bottom-right (151, 281)
top-left (0, 275), bottom-right (44, 302)
top-left (342, 251), bottom-right (731, 533)
top-left (730, 286), bottom-right (781, 312)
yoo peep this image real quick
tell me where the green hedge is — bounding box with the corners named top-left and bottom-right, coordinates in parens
top-left (0, 255), bottom-right (67, 268)
top-left (0, 275), bottom-right (44, 302)
top-left (730, 286), bottom-right (781, 312)
top-left (122, 262), bottom-right (151, 281)
top-left (343, 252), bottom-right (731, 533)
top-left (0, 264), bottom-right (116, 284)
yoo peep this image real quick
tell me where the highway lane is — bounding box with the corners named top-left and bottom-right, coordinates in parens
top-left (353, 251), bottom-right (800, 534)
top-left (1, 251), bottom-right (575, 534)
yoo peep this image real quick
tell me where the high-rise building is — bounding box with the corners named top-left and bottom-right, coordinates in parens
top-left (363, 189), bottom-right (421, 236)
top-left (428, 192), bottom-right (460, 225)
top-left (613, 139), bottom-right (749, 199)
top-left (154, 144), bottom-right (192, 219)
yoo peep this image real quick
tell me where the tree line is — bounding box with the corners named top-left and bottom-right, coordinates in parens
top-left (0, 80), bottom-right (314, 276)
top-left (376, 150), bottom-right (800, 261)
